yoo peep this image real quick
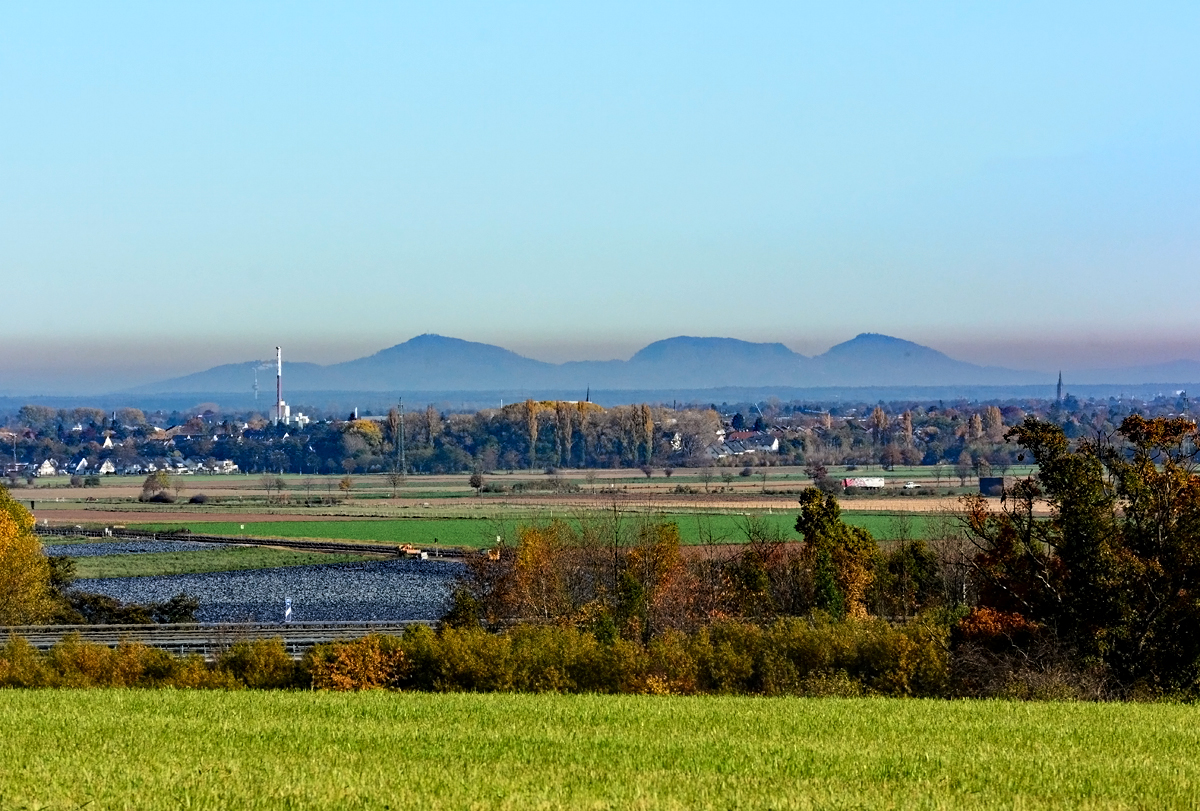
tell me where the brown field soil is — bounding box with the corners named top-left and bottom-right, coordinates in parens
top-left (35, 510), bottom-right (365, 525)
top-left (34, 495), bottom-right (1046, 528)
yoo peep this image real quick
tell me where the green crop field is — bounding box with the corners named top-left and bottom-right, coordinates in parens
top-left (130, 518), bottom-right (510, 548)
top-left (129, 511), bottom-right (944, 550)
top-left (0, 691), bottom-right (1194, 810)
top-left (72, 547), bottom-right (378, 579)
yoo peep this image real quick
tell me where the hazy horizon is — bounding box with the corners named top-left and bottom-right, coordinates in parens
top-left (5, 330), bottom-right (1200, 397)
top-left (3, 3), bottom-right (1198, 394)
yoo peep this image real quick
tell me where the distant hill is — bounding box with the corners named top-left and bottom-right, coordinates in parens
top-left (324, 335), bottom-right (557, 391)
top-left (809, 334), bottom-right (1034, 387)
top-left (130, 332), bottom-right (1049, 394)
top-left (129, 332), bottom-right (1200, 397)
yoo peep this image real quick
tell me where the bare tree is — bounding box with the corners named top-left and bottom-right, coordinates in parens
top-left (955, 451), bottom-right (972, 486)
top-left (697, 466), bottom-right (714, 494)
top-left (928, 512), bottom-right (971, 607)
top-left (259, 474), bottom-right (277, 504)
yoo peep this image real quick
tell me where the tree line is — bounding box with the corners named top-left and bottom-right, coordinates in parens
top-left (7, 393), bottom-right (1193, 478)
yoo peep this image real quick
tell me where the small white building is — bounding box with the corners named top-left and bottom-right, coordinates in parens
top-left (73, 458), bottom-right (89, 474)
top-left (35, 460), bottom-right (58, 477)
top-left (97, 459), bottom-right (117, 475)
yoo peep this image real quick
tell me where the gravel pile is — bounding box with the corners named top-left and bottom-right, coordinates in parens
top-left (77, 558), bottom-right (463, 623)
top-left (45, 541), bottom-right (231, 557)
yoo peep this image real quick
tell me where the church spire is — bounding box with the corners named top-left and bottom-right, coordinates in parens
top-left (1057, 371), bottom-right (1063, 404)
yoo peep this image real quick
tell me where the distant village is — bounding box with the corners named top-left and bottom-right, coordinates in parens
top-left (1, 385), bottom-right (1192, 484)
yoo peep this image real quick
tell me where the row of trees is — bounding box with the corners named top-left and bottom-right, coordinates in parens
top-left (445, 415), bottom-right (1200, 696)
top-left (5, 393), bottom-right (1193, 478)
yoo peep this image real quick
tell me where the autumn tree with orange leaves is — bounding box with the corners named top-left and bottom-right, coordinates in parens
top-left (0, 485), bottom-right (55, 625)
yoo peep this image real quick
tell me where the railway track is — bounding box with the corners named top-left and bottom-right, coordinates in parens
top-left (1, 621), bottom-right (432, 659)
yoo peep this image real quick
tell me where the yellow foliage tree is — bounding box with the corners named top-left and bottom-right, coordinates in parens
top-left (346, 419), bottom-right (383, 446)
top-left (0, 485), bottom-right (54, 625)
top-left (513, 521), bottom-right (574, 620)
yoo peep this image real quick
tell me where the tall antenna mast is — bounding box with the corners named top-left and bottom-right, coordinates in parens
top-left (275, 346), bottom-right (283, 425)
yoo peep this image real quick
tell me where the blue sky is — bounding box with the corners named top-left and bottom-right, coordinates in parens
top-left (3, 2), bottom-right (1199, 393)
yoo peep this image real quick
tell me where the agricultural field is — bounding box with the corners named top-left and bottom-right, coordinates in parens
top-left (0, 691), bottom-right (1194, 810)
top-left (126, 510), bottom-right (948, 549)
top-left (70, 546), bottom-right (379, 579)
top-left (21, 464), bottom-right (1029, 513)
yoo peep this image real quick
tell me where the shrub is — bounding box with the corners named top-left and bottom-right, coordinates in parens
top-left (305, 633), bottom-right (407, 691)
top-left (0, 634), bottom-right (234, 689)
top-left (0, 636), bottom-right (49, 687)
top-left (189, 493), bottom-right (209, 504)
top-left (1, 617), bottom-right (955, 696)
top-left (217, 638), bottom-right (299, 688)
top-left (814, 476), bottom-right (844, 495)
top-left (797, 670), bottom-right (863, 697)
top-left (65, 591), bottom-right (199, 624)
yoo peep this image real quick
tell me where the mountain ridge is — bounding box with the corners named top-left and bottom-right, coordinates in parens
top-left (125, 332), bottom-right (1200, 395)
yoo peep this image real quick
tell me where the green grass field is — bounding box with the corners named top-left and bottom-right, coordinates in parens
top-left (0, 691), bottom-right (1194, 810)
top-left (129, 511), bottom-right (945, 549)
top-left (72, 547), bottom-right (377, 579)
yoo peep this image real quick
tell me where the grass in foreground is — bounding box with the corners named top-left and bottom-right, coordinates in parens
top-left (0, 691), bottom-right (1195, 810)
top-left (129, 511), bottom-right (942, 548)
top-left (73, 547), bottom-right (378, 579)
